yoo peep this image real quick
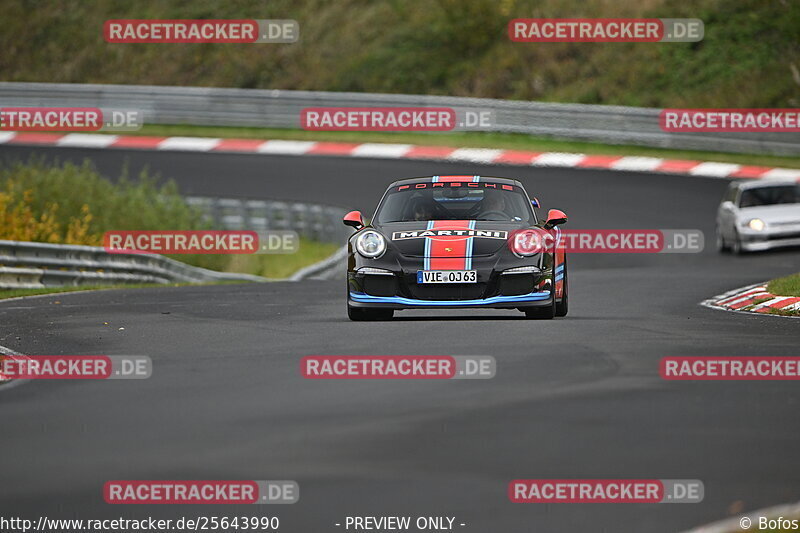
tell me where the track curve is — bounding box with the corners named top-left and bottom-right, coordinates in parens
top-left (0, 145), bottom-right (799, 532)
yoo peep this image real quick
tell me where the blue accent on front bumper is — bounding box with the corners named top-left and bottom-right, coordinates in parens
top-left (349, 291), bottom-right (550, 307)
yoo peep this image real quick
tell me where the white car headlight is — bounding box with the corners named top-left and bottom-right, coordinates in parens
top-left (502, 266), bottom-right (542, 275)
top-left (747, 218), bottom-right (765, 231)
top-left (355, 230), bottom-right (386, 258)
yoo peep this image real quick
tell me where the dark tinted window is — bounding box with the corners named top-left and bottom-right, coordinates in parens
top-left (375, 183), bottom-right (534, 223)
top-left (738, 185), bottom-right (800, 207)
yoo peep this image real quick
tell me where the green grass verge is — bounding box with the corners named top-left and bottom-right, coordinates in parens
top-left (133, 124), bottom-right (800, 169)
top-left (226, 238), bottom-right (340, 279)
top-left (765, 272), bottom-right (800, 317)
top-left (767, 273), bottom-right (800, 298)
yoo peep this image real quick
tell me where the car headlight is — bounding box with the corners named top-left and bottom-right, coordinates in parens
top-left (509, 229), bottom-right (547, 257)
top-left (502, 265), bottom-right (542, 275)
top-left (357, 267), bottom-right (393, 275)
top-left (747, 218), bottom-right (765, 231)
top-left (355, 230), bottom-right (386, 258)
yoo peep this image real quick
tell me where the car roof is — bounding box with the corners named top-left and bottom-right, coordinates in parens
top-left (733, 178), bottom-right (800, 190)
top-left (387, 176), bottom-right (524, 188)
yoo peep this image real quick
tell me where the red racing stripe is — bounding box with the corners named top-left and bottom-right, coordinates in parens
top-left (428, 220), bottom-right (471, 270)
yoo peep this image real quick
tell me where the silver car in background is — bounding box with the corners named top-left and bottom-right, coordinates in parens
top-left (716, 179), bottom-right (800, 253)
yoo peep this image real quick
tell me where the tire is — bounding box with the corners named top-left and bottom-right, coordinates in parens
top-left (346, 280), bottom-right (393, 321)
top-left (524, 303), bottom-right (555, 319)
top-left (715, 225), bottom-right (729, 253)
top-left (730, 230), bottom-right (743, 255)
top-left (347, 304), bottom-right (393, 321)
top-left (522, 266), bottom-right (559, 319)
top-left (555, 259), bottom-right (568, 317)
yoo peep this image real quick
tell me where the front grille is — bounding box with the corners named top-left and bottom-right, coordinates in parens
top-left (499, 274), bottom-right (535, 296)
top-left (770, 221), bottom-right (800, 227)
top-left (766, 232), bottom-right (800, 241)
top-left (363, 276), bottom-right (398, 297)
top-left (403, 283), bottom-right (488, 301)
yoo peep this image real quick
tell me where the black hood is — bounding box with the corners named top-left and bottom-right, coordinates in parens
top-left (375, 220), bottom-right (529, 257)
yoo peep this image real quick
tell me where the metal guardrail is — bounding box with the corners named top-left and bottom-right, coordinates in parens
top-left (288, 245), bottom-right (348, 281)
top-left (0, 82), bottom-right (797, 155)
top-left (0, 196), bottom-right (350, 289)
top-left (186, 196), bottom-right (350, 280)
top-left (0, 240), bottom-right (267, 289)
top-left (187, 196), bottom-right (350, 244)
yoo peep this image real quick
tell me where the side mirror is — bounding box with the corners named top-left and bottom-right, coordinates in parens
top-left (545, 209), bottom-right (567, 228)
top-left (343, 210), bottom-right (364, 229)
top-left (531, 197), bottom-right (540, 208)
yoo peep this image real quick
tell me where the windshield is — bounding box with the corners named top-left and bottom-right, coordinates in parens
top-left (375, 183), bottom-right (535, 224)
top-left (739, 185), bottom-right (800, 207)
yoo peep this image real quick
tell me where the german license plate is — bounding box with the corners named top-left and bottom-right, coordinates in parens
top-left (416, 270), bottom-right (477, 284)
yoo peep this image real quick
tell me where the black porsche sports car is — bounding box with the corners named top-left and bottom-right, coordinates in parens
top-left (343, 176), bottom-right (568, 321)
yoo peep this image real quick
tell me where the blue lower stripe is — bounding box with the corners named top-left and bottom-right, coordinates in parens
top-left (349, 291), bottom-right (550, 307)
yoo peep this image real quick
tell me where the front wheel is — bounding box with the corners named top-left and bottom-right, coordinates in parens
top-left (715, 225), bottom-right (729, 253)
top-left (730, 229), bottom-right (743, 255)
top-left (524, 304), bottom-right (555, 319)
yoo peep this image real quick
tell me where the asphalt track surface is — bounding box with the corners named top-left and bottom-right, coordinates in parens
top-left (1, 146), bottom-right (799, 533)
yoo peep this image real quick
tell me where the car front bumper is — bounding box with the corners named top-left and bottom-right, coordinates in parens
top-left (347, 289), bottom-right (553, 309)
top-left (739, 227), bottom-right (800, 252)
top-left (347, 264), bottom-right (561, 310)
